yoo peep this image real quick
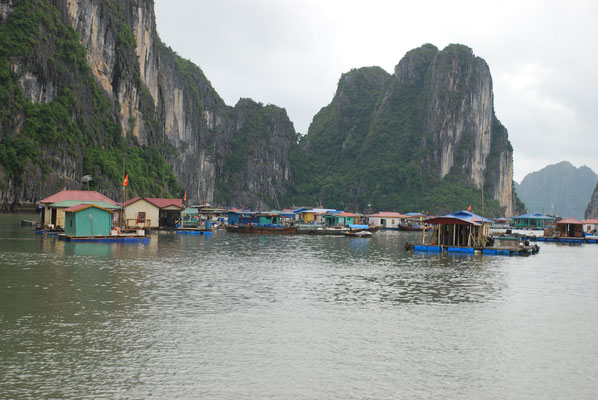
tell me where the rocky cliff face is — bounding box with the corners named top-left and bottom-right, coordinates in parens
top-left (296, 44), bottom-right (521, 216)
top-left (405, 45), bottom-right (515, 215)
top-left (0, 0), bottom-right (297, 210)
top-left (517, 161), bottom-right (597, 219)
top-left (585, 183), bottom-right (598, 219)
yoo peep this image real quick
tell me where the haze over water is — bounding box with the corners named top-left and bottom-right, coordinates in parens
top-left (1, 214), bottom-right (597, 399)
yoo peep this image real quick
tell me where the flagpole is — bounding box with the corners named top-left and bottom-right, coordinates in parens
top-left (122, 155), bottom-right (125, 229)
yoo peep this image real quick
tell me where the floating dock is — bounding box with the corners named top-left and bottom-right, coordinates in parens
top-left (58, 234), bottom-right (150, 243)
top-left (176, 228), bottom-right (213, 236)
top-left (411, 243), bottom-right (539, 256)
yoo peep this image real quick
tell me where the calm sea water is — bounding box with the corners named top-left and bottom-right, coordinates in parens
top-left (1, 213), bottom-right (597, 399)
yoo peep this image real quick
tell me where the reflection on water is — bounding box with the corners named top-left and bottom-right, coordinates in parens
top-left (1, 214), bottom-right (598, 399)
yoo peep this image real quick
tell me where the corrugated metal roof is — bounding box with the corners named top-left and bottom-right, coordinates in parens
top-left (338, 212), bottom-right (361, 217)
top-left (50, 200), bottom-right (121, 209)
top-left (304, 208), bottom-right (337, 214)
top-left (40, 190), bottom-right (117, 205)
top-left (425, 210), bottom-right (492, 226)
top-left (124, 197), bottom-right (184, 209)
top-left (512, 213), bottom-right (554, 220)
top-left (367, 212), bottom-right (406, 218)
top-left (556, 218), bottom-right (583, 225)
top-left (63, 204), bottom-right (112, 213)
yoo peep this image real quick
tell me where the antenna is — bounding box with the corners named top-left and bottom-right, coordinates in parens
top-left (82, 175), bottom-right (92, 191)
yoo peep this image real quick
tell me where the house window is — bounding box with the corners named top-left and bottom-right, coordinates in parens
top-left (137, 212), bottom-right (146, 223)
top-left (70, 220), bottom-right (73, 227)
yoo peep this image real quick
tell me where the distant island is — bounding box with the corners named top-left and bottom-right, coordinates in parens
top-left (515, 161), bottom-right (597, 219)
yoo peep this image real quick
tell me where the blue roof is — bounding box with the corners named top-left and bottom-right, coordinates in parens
top-left (512, 213), bottom-right (554, 220)
top-left (426, 210), bottom-right (492, 226)
top-left (275, 212), bottom-right (296, 218)
top-left (349, 224), bottom-right (369, 229)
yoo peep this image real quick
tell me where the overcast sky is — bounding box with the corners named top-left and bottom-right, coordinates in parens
top-left (154, 0), bottom-right (598, 183)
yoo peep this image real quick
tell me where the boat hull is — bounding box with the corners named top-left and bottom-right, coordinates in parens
top-left (58, 234), bottom-right (150, 243)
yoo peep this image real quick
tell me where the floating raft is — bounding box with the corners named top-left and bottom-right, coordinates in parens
top-left (411, 244), bottom-right (539, 256)
top-left (520, 236), bottom-right (593, 244)
top-left (176, 228), bottom-right (213, 236)
top-left (58, 234), bottom-right (150, 243)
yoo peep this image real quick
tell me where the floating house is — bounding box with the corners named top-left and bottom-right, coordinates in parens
top-left (556, 218), bottom-right (584, 238)
top-left (123, 197), bottom-right (184, 229)
top-left (274, 210), bottom-right (297, 225)
top-left (511, 213), bottom-right (555, 229)
top-left (181, 208), bottom-right (200, 227)
top-left (64, 204), bottom-right (112, 237)
top-left (425, 210), bottom-right (492, 249)
top-left (226, 210), bottom-right (258, 226)
top-left (225, 210), bottom-right (297, 233)
top-left (410, 210), bottom-right (539, 255)
top-left (367, 212), bottom-right (406, 229)
top-left (322, 212), bottom-right (362, 227)
top-left (297, 208), bottom-right (336, 224)
top-left (60, 204), bottom-right (150, 243)
top-left (39, 190), bottom-right (118, 229)
top-left (196, 204), bottom-right (228, 225)
top-left (582, 219), bottom-right (598, 234)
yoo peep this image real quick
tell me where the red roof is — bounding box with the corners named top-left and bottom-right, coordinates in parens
top-left (338, 212), bottom-right (361, 218)
top-left (582, 219), bottom-right (598, 224)
top-left (123, 197), bottom-right (184, 209)
top-left (40, 190), bottom-right (117, 205)
top-left (557, 218), bottom-right (583, 225)
top-left (63, 204), bottom-right (112, 213)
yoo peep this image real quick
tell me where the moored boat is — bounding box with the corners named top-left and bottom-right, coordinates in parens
top-left (344, 230), bottom-right (373, 238)
top-left (226, 223), bottom-right (297, 234)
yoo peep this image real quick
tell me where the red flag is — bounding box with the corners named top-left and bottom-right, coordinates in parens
top-left (184, 190), bottom-right (187, 202)
top-left (467, 205), bottom-right (472, 211)
top-left (123, 174), bottom-right (129, 187)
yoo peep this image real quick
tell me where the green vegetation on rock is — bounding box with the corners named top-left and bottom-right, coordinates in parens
top-left (0, 0), bottom-right (182, 200)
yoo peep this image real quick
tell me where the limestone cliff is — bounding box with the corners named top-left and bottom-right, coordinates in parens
top-left (0, 0), bottom-right (297, 210)
top-left (516, 161), bottom-right (597, 219)
top-left (295, 44), bottom-right (522, 216)
top-left (0, 2), bottom-right (521, 215)
top-left (585, 183), bottom-right (598, 219)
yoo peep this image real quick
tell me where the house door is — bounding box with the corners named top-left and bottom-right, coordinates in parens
top-left (51, 208), bottom-right (57, 226)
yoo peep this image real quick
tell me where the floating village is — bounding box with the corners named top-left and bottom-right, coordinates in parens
top-left (23, 189), bottom-right (598, 257)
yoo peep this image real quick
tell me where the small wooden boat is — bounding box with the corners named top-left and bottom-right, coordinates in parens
top-left (312, 227), bottom-right (349, 235)
top-left (344, 230), bottom-right (373, 238)
top-left (21, 219), bottom-right (38, 227)
top-left (398, 222), bottom-right (423, 231)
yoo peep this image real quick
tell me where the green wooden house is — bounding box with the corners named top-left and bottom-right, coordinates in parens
top-left (64, 204), bottom-right (112, 237)
top-left (511, 213), bottom-right (555, 229)
top-left (323, 212), bottom-right (361, 227)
